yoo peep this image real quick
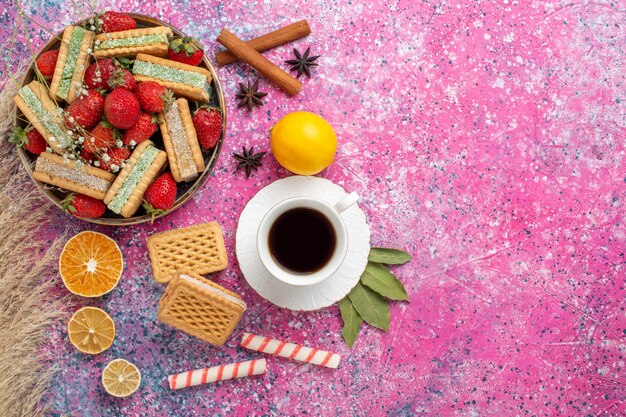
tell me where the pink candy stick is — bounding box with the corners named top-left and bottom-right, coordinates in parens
top-left (240, 332), bottom-right (341, 369)
top-left (168, 358), bottom-right (267, 390)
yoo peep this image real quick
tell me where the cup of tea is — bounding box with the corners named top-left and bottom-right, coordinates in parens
top-left (256, 192), bottom-right (359, 286)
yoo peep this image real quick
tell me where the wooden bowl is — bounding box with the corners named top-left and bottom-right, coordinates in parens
top-left (14, 13), bottom-right (226, 226)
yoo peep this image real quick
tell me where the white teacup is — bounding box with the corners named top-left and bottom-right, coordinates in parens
top-left (257, 192), bottom-right (359, 286)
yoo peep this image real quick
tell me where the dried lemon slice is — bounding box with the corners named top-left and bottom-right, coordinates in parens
top-left (102, 359), bottom-right (141, 397)
top-left (67, 306), bottom-right (115, 354)
top-left (59, 231), bottom-right (123, 297)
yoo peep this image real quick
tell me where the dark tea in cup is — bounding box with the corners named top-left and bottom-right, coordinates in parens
top-left (268, 207), bottom-right (336, 274)
top-left (256, 193), bottom-right (358, 286)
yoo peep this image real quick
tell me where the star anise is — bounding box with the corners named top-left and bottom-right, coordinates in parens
top-left (235, 79), bottom-right (268, 112)
top-left (232, 146), bottom-right (266, 178)
top-left (285, 47), bottom-right (320, 78)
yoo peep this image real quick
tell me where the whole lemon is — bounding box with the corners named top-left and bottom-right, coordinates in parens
top-left (270, 112), bottom-right (337, 175)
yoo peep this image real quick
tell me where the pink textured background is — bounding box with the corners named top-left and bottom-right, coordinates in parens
top-left (2, 0), bottom-right (626, 415)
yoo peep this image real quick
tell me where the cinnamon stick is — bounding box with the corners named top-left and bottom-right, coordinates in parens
top-left (216, 20), bottom-right (311, 66)
top-left (216, 29), bottom-right (302, 96)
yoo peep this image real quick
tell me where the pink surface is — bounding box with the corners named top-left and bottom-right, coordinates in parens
top-left (1, 0), bottom-right (626, 415)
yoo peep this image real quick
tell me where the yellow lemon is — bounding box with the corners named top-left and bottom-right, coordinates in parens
top-left (102, 358), bottom-right (141, 397)
top-left (67, 306), bottom-right (115, 355)
top-left (270, 112), bottom-right (337, 175)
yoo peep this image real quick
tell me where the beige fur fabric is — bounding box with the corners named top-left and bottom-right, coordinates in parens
top-left (0, 77), bottom-right (69, 417)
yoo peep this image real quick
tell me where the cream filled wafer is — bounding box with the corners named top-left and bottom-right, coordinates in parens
top-left (93, 26), bottom-right (173, 59)
top-left (241, 332), bottom-right (341, 369)
top-left (132, 53), bottom-right (212, 102)
top-left (33, 152), bottom-right (115, 200)
top-left (49, 26), bottom-right (94, 103)
top-left (14, 81), bottom-right (73, 154)
top-left (168, 359), bottom-right (266, 390)
top-left (158, 272), bottom-right (246, 345)
top-left (158, 98), bottom-right (205, 182)
top-left (103, 140), bottom-right (167, 218)
top-left (147, 222), bottom-right (228, 283)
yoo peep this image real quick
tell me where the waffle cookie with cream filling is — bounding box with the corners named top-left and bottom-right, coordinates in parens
top-left (158, 98), bottom-right (205, 182)
top-left (49, 25), bottom-right (95, 103)
top-left (103, 140), bottom-right (167, 218)
top-left (132, 53), bottom-right (212, 102)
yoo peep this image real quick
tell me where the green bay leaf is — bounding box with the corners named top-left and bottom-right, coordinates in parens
top-left (361, 262), bottom-right (409, 301)
top-left (348, 282), bottom-right (390, 331)
top-left (368, 247), bottom-right (412, 264)
top-left (339, 297), bottom-right (363, 348)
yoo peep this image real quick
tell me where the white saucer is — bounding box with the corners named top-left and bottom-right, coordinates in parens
top-left (235, 176), bottom-right (371, 311)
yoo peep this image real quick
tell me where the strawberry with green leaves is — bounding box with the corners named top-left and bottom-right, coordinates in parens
top-left (142, 172), bottom-right (177, 221)
top-left (84, 58), bottom-right (117, 90)
top-left (107, 67), bottom-right (136, 91)
top-left (10, 126), bottom-right (47, 155)
top-left (36, 49), bottom-right (59, 79)
top-left (98, 147), bottom-right (131, 172)
top-left (66, 89), bottom-right (105, 130)
top-left (61, 193), bottom-right (106, 218)
top-left (168, 37), bottom-right (204, 66)
top-left (84, 121), bottom-right (118, 153)
top-left (192, 106), bottom-right (222, 149)
top-left (134, 81), bottom-right (173, 113)
top-left (123, 113), bottom-right (158, 146)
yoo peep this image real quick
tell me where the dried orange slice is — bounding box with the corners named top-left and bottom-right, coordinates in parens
top-left (102, 359), bottom-right (141, 397)
top-left (67, 306), bottom-right (115, 354)
top-left (59, 231), bottom-right (123, 297)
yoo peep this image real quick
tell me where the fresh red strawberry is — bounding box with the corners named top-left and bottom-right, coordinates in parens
top-left (100, 11), bottom-right (136, 33)
top-left (134, 82), bottom-right (173, 113)
top-left (104, 88), bottom-right (140, 129)
top-left (66, 89), bottom-right (105, 130)
top-left (168, 37), bottom-right (204, 66)
top-left (142, 172), bottom-right (177, 220)
top-left (122, 113), bottom-right (158, 146)
top-left (98, 147), bottom-right (131, 172)
top-left (192, 107), bottom-right (222, 149)
top-left (10, 126), bottom-right (47, 155)
top-left (36, 49), bottom-right (59, 78)
top-left (80, 148), bottom-right (95, 162)
top-left (61, 193), bottom-right (106, 218)
top-left (84, 58), bottom-right (117, 89)
top-left (84, 122), bottom-right (117, 153)
top-left (107, 68), bottom-right (136, 91)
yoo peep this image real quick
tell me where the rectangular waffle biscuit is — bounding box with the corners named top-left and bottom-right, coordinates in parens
top-left (132, 53), bottom-right (212, 102)
top-left (158, 272), bottom-right (246, 346)
top-left (147, 222), bottom-right (228, 283)
top-left (33, 152), bottom-right (116, 200)
top-left (103, 140), bottom-right (167, 218)
top-left (14, 81), bottom-right (73, 154)
top-left (93, 26), bottom-right (173, 59)
top-left (49, 26), bottom-right (94, 103)
top-left (158, 98), bottom-right (205, 182)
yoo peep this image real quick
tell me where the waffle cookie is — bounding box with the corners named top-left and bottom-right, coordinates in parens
top-left (103, 140), bottom-right (167, 217)
top-left (14, 81), bottom-right (73, 154)
top-left (49, 26), bottom-right (94, 103)
top-left (147, 222), bottom-right (228, 283)
top-left (132, 53), bottom-right (212, 102)
top-left (93, 26), bottom-right (173, 59)
top-left (33, 152), bottom-right (116, 200)
top-left (158, 98), bottom-right (205, 182)
top-left (158, 272), bottom-right (246, 346)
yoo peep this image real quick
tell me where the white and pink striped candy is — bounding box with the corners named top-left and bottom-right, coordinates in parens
top-left (240, 332), bottom-right (341, 369)
top-left (168, 358), bottom-right (267, 390)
